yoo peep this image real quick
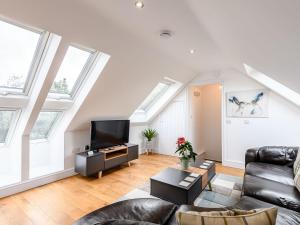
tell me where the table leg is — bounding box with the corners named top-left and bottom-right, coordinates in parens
top-left (208, 181), bottom-right (212, 191)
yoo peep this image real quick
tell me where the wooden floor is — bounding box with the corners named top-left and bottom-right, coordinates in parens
top-left (0, 154), bottom-right (244, 225)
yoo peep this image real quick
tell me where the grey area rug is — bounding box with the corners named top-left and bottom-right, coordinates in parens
top-left (116, 173), bottom-right (243, 208)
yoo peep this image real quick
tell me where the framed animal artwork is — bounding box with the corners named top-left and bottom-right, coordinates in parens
top-left (226, 89), bottom-right (269, 117)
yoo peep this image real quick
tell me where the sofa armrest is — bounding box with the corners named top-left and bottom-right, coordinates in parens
top-left (245, 148), bottom-right (259, 167)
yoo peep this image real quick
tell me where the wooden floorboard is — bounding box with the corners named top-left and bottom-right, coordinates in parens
top-left (0, 154), bottom-right (244, 225)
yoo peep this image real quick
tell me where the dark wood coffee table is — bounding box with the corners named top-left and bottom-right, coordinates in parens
top-left (150, 156), bottom-right (216, 205)
top-left (171, 155), bottom-right (216, 190)
top-left (150, 168), bottom-right (202, 205)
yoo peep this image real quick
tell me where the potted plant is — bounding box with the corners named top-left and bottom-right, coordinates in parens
top-left (175, 137), bottom-right (197, 170)
top-left (142, 128), bottom-right (158, 155)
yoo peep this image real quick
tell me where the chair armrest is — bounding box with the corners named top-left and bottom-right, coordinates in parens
top-left (245, 148), bottom-right (259, 167)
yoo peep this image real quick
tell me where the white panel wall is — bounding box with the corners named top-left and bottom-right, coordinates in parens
top-left (150, 90), bottom-right (188, 156)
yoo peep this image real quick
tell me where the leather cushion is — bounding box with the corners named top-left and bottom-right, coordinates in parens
top-left (258, 146), bottom-right (298, 166)
top-left (235, 196), bottom-right (300, 225)
top-left (243, 175), bottom-right (300, 212)
top-left (73, 198), bottom-right (177, 225)
top-left (246, 162), bottom-right (295, 186)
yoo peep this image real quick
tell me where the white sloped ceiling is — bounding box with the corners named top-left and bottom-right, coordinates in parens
top-left (188, 0), bottom-right (300, 93)
top-left (1, 0), bottom-right (299, 131)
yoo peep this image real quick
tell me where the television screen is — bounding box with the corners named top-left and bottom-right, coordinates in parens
top-left (90, 120), bottom-right (130, 150)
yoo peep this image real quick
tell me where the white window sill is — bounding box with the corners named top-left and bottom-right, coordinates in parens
top-left (30, 139), bottom-right (49, 144)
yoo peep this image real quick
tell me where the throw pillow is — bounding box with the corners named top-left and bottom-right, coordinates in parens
top-left (294, 169), bottom-right (300, 192)
top-left (294, 151), bottom-right (300, 175)
top-left (176, 207), bottom-right (277, 225)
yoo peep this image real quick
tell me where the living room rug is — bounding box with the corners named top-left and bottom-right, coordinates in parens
top-left (116, 173), bottom-right (243, 208)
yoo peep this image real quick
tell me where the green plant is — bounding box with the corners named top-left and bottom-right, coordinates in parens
top-left (143, 128), bottom-right (158, 142)
top-left (175, 137), bottom-right (197, 162)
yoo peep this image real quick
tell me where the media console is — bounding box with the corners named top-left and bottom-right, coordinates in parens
top-left (75, 144), bottom-right (138, 177)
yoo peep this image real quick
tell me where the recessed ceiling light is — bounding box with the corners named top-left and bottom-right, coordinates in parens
top-left (135, 1), bottom-right (144, 9)
top-left (190, 49), bottom-right (195, 54)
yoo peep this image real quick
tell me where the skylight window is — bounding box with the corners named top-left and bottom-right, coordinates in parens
top-left (130, 78), bottom-right (182, 123)
top-left (30, 111), bottom-right (61, 140)
top-left (0, 110), bottom-right (16, 144)
top-left (49, 46), bottom-right (94, 98)
top-left (138, 82), bottom-right (171, 111)
top-left (0, 19), bottom-right (43, 94)
top-left (244, 64), bottom-right (300, 106)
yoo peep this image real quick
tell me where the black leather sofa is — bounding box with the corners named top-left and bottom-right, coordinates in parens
top-left (74, 146), bottom-right (300, 225)
top-left (235, 146), bottom-right (300, 225)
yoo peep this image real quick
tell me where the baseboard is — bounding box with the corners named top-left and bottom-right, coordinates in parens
top-left (222, 160), bottom-right (245, 169)
top-left (0, 168), bottom-right (76, 198)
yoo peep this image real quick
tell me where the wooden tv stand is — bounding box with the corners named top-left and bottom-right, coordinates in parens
top-left (99, 145), bottom-right (128, 160)
top-left (75, 144), bottom-right (138, 178)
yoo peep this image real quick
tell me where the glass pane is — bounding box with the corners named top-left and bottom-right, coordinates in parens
top-left (0, 20), bottom-right (40, 92)
top-left (0, 110), bottom-right (15, 143)
top-left (50, 46), bottom-right (91, 95)
top-left (30, 112), bottom-right (60, 140)
top-left (139, 83), bottom-right (170, 111)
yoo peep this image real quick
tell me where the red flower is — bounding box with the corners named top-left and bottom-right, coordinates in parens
top-left (177, 137), bottom-right (186, 145)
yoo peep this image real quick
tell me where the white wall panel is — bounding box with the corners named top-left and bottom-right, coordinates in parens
top-left (151, 90), bottom-right (187, 156)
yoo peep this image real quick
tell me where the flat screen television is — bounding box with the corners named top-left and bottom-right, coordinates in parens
top-left (90, 120), bottom-right (130, 150)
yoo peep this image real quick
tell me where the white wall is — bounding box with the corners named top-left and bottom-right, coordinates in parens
top-left (129, 124), bottom-right (148, 154)
top-left (199, 84), bottom-right (222, 161)
top-left (64, 130), bottom-right (90, 169)
top-left (221, 70), bottom-right (300, 168)
top-left (145, 69), bottom-right (300, 169)
top-left (150, 90), bottom-right (188, 156)
top-left (187, 86), bottom-right (202, 154)
top-left (188, 84), bottom-right (222, 161)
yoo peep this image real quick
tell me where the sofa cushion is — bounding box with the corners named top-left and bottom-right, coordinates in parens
top-left (243, 175), bottom-right (300, 212)
top-left (294, 151), bottom-right (300, 175)
top-left (176, 207), bottom-right (278, 225)
top-left (257, 146), bottom-right (298, 166)
top-left (235, 196), bottom-right (300, 225)
top-left (246, 162), bottom-right (295, 186)
top-left (166, 205), bottom-right (227, 225)
top-left (73, 198), bottom-right (177, 225)
top-left (294, 169), bottom-right (300, 192)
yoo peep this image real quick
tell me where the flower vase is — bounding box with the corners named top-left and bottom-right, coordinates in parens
top-left (180, 158), bottom-right (190, 170)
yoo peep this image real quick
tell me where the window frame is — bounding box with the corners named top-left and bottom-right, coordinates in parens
top-left (47, 45), bottom-right (98, 100)
top-left (0, 17), bottom-right (50, 96)
top-left (138, 80), bottom-right (174, 112)
top-left (30, 110), bottom-right (63, 141)
top-left (130, 77), bottom-right (182, 123)
top-left (0, 108), bottom-right (21, 147)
